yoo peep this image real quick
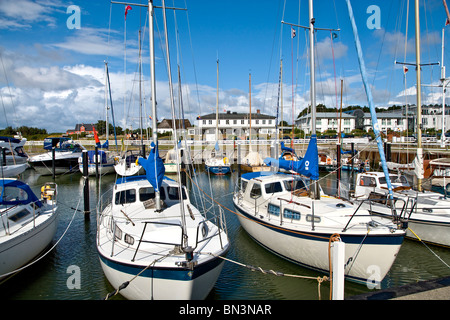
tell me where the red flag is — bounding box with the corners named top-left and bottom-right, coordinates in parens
top-left (93, 126), bottom-right (100, 145)
top-left (403, 66), bottom-right (408, 74)
top-left (125, 5), bottom-right (132, 20)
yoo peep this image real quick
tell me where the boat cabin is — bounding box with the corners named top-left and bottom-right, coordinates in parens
top-left (113, 176), bottom-right (188, 210)
top-left (238, 172), bottom-right (323, 208)
top-left (354, 171), bottom-right (410, 199)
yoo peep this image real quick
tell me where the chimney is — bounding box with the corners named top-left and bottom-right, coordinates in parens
top-left (256, 109), bottom-right (260, 114)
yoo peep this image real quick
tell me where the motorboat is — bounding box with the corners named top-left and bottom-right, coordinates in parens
top-left (0, 179), bottom-right (58, 280)
top-left (28, 137), bottom-right (85, 175)
top-left (0, 136), bottom-right (28, 165)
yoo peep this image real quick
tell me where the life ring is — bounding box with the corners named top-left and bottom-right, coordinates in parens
top-left (326, 158), bottom-right (332, 165)
top-left (223, 157), bottom-right (229, 165)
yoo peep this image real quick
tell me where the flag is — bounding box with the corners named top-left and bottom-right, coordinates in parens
top-left (446, 18), bottom-right (450, 26)
top-left (93, 126), bottom-right (101, 147)
top-left (291, 27), bottom-right (296, 38)
top-left (125, 5), bottom-right (132, 20)
top-left (332, 32), bottom-right (338, 39)
top-left (403, 65), bottom-right (408, 74)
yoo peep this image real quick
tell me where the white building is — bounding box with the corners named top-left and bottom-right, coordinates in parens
top-left (193, 110), bottom-right (277, 141)
top-left (295, 105), bottom-right (449, 135)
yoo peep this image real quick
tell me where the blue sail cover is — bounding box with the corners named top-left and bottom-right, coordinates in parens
top-left (280, 141), bottom-right (297, 156)
top-left (264, 135), bottom-right (319, 180)
top-left (137, 142), bottom-right (165, 192)
top-left (0, 179), bottom-right (42, 207)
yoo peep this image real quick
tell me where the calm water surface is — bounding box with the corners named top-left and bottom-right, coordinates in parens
top-left (1, 166), bottom-right (449, 300)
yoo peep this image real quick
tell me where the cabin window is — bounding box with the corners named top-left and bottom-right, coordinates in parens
top-left (284, 209), bottom-right (300, 220)
top-left (268, 203), bottom-right (280, 216)
top-left (167, 187), bottom-right (187, 200)
top-left (241, 180), bottom-right (248, 193)
top-left (284, 179), bottom-right (306, 192)
top-left (8, 209), bottom-right (31, 222)
top-left (306, 214), bottom-right (321, 223)
top-left (265, 182), bottom-right (283, 194)
top-left (139, 187), bottom-right (155, 201)
top-left (359, 176), bottom-right (376, 187)
top-left (250, 183), bottom-right (262, 199)
top-left (115, 189), bottom-right (136, 205)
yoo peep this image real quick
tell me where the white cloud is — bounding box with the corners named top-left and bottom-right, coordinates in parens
top-left (0, 0), bottom-right (65, 29)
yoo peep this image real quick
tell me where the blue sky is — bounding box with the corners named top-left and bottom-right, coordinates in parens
top-left (0, 0), bottom-right (449, 133)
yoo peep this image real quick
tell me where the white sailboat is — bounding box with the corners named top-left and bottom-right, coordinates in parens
top-left (0, 179), bottom-right (58, 281)
top-left (79, 63), bottom-right (118, 176)
top-left (233, 0), bottom-right (406, 285)
top-left (205, 59), bottom-right (231, 175)
top-left (352, 0), bottom-right (450, 248)
top-left (97, 0), bottom-right (229, 300)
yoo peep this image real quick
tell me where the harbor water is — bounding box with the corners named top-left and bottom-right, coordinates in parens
top-left (1, 166), bottom-right (449, 300)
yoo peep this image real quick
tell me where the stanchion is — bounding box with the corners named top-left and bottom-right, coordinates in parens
top-left (82, 150), bottom-right (90, 220)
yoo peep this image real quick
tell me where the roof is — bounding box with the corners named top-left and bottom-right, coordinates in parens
top-left (157, 119), bottom-right (192, 129)
top-left (199, 112), bottom-right (276, 120)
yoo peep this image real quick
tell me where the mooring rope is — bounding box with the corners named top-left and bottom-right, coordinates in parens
top-left (205, 252), bottom-right (330, 300)
top-left (408, 227), bottom-right (450, 269)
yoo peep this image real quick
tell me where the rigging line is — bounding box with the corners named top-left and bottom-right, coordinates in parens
top-left (0, 52), bottom-right (18, 128)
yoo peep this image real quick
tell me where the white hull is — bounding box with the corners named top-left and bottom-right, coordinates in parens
top-left (97, 176), bottom-right (230, 299)
top-left (99, 253), bottom-right (225, 300)
top-left (234, 202), bottom-right (403, 284)
top-left (80, 163), bottom-right (116, 176)
top-left (0, 163), bottom-right (28, 177)
top-left (0, 206), bottom-right (58, 279)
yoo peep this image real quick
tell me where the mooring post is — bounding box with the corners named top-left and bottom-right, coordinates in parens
top-left (332, 240), bottom-right (345, 300)
top-left (52, 146), bottom-right (56, 179)
top-left (95, 146), bottom-right (99, 179)
top-left (336, 143), bottom-right (341, 197)
top-left (82, 150), bottom-right (90, 220)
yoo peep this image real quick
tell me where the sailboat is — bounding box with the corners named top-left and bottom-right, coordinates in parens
top-left (233, 0), bottom-right (406, 285)
top-left (79, 63), bottom-right (118, 176)
top-left (114, 30), bottom-right (146, 177)
top-left (0, 179), bottom-right (58, 281)
top-left (351, 0), bottom-right (450, 248)
top-left (97, 0), bottom-right (229, 300)
top-left (205, 60), bottom-right (231, 175)
top-left (241, 73), bottom-right (270, 172)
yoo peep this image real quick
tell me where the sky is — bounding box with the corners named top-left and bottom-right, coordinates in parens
top-left (1, 0), bottom-right (450, 133)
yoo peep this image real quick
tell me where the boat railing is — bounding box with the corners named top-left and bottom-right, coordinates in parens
top-left (344, 196), bottom-right (410, 232)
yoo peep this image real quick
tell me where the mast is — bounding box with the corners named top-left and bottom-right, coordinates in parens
top-left (441, 28), bottom-right (447, 148)
top-left (309, 0), bottom-right (320, 200)
top-left (249, 72), bottom-right (252, 151)
top-left (148, 0), bottom-right (161, 210)
top-left (415, 0), bottom-right (424, 191)
top-left (215, 59), bottom-right (219, 141)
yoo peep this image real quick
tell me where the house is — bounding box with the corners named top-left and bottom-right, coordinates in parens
top-left (194, 110), bottom-right (276, 141)
top-left (66, 124), bottom-right (96, 135)
top-left (157, 119), bottom-right (192, 136)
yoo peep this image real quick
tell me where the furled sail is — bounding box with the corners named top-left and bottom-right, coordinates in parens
top-left (265, 134), bottom-right (319, 180)
top-left (137, 142), bottom-right (165, 192)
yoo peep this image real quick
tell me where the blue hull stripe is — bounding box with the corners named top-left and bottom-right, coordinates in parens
top-left (235, 204), bottom-right (404, 245)
top-left (206, 165), bottom-right (231, 175)
top-left (98, 248), bottom-right (228, 281)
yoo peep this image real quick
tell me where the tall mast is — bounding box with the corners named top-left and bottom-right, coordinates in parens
top-left (215, 59), bottom-right (219, 141)
top-left (148, 0), bottom-right (161, 209)
top-left (249, 72), bottom-right (252, 151)
top-left (309, 0), bottom-right (320, 199)
top-left (415, 0), bottom-right (423, 191)
top-left (441, 28), bottom-right (446, 148)
top-left (309, 0), bottom-right (316, 136)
